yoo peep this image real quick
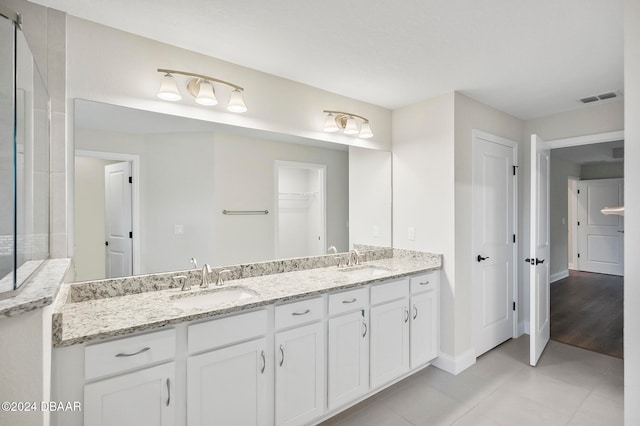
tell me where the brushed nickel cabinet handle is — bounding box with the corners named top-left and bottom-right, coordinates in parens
top-left (279, 345), bottom-right (285, 367)
top-left (260, 350), bottom-right (266, 374)
top-left (166, 378), bottom-right (171, 407)
top-left (413, 305), bottom-right (418, 320)
top-left (115, 347), bottom-right (150, 358)
top-left (419, 281), bottom-right (430, 286)
top-left (362, 320), bottom-right (367, 338)
top-left (292, 309), bottom-right (310, 316)
top-left (342, 298), bottom-right (357, 304)
top-left (404, 307), bottom-right (409, 323)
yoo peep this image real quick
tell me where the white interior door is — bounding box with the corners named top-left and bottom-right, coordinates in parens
top-left (577, 178), bottom-right (624, 276)
top-left (104, 161), bottom-right (132, 278)
top-left (472, 133), bottom-right (516, 357)
top-left (529, 134), bottom-right (551, 366)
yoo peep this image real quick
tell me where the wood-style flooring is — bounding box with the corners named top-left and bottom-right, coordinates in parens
top-left (550, 270), bottom-right (623, 358)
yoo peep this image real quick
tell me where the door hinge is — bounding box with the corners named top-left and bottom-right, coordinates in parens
top-left (513, 165), bottom-right (518, 176)
top-left (129, 176), bottom-right (132, 184)
top-left (577, 221), bottom-right (580, 226)
top-left (578, 253), bottom-right (580, 258)
top-left (513, 234), bottom-right (516, 243)
top-left (129, 231), bottom-right (133, 239)
top-left (513, 301), bottom-right (516, 311)
top-left (577, 189), bottom-right (580, 194)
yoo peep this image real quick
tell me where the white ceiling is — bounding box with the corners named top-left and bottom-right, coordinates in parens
top-left (552, 140), bottom-right (624, 165)
top-left (33, 0), bottom-right (623, 119)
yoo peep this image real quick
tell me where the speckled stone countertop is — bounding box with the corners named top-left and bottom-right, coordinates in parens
top-left (0, 259), bottom-right (72, 319)
top-left (52, 250), bottom-right (441, 347)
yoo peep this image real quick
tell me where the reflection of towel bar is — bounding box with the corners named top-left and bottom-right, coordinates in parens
top-left (222, 209), bottom-right (269, 215)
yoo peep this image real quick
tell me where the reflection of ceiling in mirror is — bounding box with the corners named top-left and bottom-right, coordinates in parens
top-left (74, 100), bottom-right (349, 151)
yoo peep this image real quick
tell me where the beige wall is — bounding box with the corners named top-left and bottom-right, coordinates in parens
top-left (624, 0), bottom-right (640, 423)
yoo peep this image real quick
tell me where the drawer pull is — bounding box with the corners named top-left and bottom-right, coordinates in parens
top-left (279, 345), bottom-right (285, 367)
top-left (342, 298), bottom-right (357, 304)
top-left (260, 350), bottom-right (266, 374)
top-left (362, 320), bottom-right (367, 338)
top-left (413, 305), bottom-right (418, 320)
top-left (166, 378), bottom-right (171, 407)
top-left (115, 347), bottom-right (150, 358)
top-left (419, 281), bottom-right (430, 286)
top-left (291, 309), bottom-right (310, 316)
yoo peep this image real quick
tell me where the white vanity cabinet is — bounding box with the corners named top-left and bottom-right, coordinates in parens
top-left (327, 287), bottom-right (370, 410)
top-left (83, 329), bottom-right (177, 426)
top-left (409, 272), bottom-right (440, 368)
top-left (186, 309), bottom-right (270, 426)
top-left (369, 280), bottom-right (411, 389)
top-left (274, 297), bottom-right (325, 426)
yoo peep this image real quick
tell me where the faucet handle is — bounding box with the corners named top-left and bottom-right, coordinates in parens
top-left (216, 269), bottom-right (232, 286)
top-left (173, 275), bottom-right (190, 291)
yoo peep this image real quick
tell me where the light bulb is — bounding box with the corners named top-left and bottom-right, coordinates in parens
top-left (195, 80), bottom-right (218, 106)
top-left (359, 121), bottom-right (373, 138)
top-left (227, 89), bottom-right (247, 113)
top-left (157, 73), bottom-right (182, 101)
top-left (323, 113), bottom-right (339, 132)
top-left (343, 116), bottom-right (359, 135)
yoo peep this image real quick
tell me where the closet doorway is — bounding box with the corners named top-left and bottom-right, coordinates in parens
top-left (274, 161), bottom-right (326, 259)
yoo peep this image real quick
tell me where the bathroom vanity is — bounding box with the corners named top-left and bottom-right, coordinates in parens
top-left (51, 250), bottom-right (441, 426)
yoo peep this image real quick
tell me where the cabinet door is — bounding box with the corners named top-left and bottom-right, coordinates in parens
top-left (84, 362), bottom-right (175, 426)
top-left (410, 289), bottom-right (438, 368)
top-left (187, 338), bottom-right (269, 426)
top-left (328, 310), bottom-right (369, 410)
top-left (275, 322), bottom-right (325, 426)
top-left (370, 298), bottom-right (410, 389)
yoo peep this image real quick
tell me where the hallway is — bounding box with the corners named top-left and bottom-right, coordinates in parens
top-left (550, 270), bottom-right (623, 358)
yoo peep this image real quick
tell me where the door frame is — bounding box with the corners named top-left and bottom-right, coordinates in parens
top-left (567, 176), bottom-right (580, 270)
top-left (471, 129), bottom-right (519, 345)
top-left (273, 160), bottom-right (327, 258)
top-left (75, 149), bottom-right (141, 275)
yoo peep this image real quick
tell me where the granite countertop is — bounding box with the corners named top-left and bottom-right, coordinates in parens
top-left (0, 259), bottom-right (72, 319)
top-left (53, 251), bottom-right (441, 347)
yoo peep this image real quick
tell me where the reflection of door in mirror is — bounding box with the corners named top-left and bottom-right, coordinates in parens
top-left (275, 161), bottom-right (326, 259)
top-left (75, 154), bottom-right (136, 281)
top-left (104, 162), bottom-right (133, 278)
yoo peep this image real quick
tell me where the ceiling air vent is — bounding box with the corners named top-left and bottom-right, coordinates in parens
top-left (580, 91), bottom-right (622, 104)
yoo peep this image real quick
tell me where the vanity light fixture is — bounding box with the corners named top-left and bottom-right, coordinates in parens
top-left (156, 68), bottom-right (247, 113)
top-left (322, 110), bottom-right (373, 138)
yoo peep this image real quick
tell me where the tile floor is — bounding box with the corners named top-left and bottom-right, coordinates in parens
top-left (320, 337), bottom-right (624, 426)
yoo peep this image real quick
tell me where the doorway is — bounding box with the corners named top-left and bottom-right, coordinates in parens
top-left (274, 161), bottom-right (326, 259)
top-left (529, 130), bottom-right (625, 363)
top-left (75, 150), bottom-right (140, 280)
top-left (471, 130), bottom-right (518, 357)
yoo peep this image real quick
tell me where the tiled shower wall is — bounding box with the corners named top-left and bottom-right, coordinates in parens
top-left (3, 0), bottom-right (67, 259)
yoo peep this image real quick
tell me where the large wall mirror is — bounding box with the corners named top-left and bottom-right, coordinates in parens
top-left (73, 100), bottom-right (391, 282)
top-left (0, 9), bottom-right (50, 297)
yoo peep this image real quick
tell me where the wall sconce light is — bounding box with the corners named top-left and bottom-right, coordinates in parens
top-left (322, 110), bottom-right (373, 138)
top-left (156, 68), bottom-right (247, 113)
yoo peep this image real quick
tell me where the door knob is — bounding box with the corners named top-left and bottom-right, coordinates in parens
top-left (477, 255), bottom-right (490, 262)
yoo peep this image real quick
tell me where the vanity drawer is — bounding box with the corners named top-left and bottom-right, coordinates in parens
top-left (275, 296), bottom-right (324, 330)
top-left (328, 287), bottom-right (369, 316)
top-left (370, 279), bottom-right (409, 305)
top-left (410, 271), bottom-right (439, 294)
top-left (188, 309), bottom-right (268, 354)
top-left (85, 328), bottom-right (176, 380)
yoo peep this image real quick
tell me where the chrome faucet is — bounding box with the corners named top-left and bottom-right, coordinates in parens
top-left (348, 248), bottom-right (360, 266)
top-left (216, 270), bottom-right (232, 286)
top-left (190, 258), bottom-right (198, 269)
top-left (200, 264), bottom-right (213, 288)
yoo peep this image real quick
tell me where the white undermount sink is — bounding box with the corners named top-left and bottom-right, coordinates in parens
top-left (172, 286), bottom-right (258, 309)
top-left (337, 264), bottom-right (392, 278)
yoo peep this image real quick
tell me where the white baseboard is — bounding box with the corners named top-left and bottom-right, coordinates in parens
top-left (432, 348), bottom-right (476, 375)
top-left (550, 270), bottom-right (569, 283)
top-left (523, 320), bottom-right (530, 335)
